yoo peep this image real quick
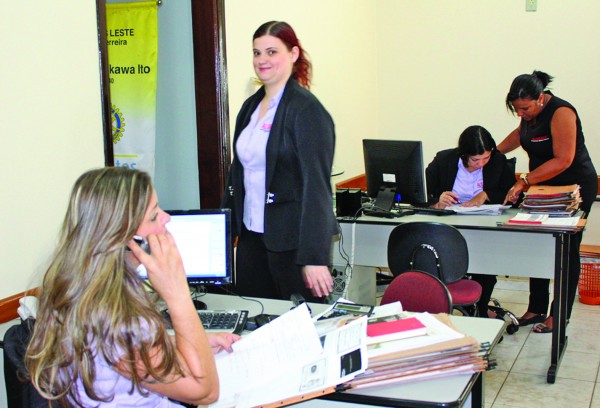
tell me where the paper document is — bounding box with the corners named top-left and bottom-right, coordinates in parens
top-left (366, 312), bottom-right (464, 359)
top-left (508, 213), bottom-right (549, 224)
top-left (446, 204), bottom-right (511, 215)
top-left (507, 212), bottom-right (581, 227)
top-left (209, 303), bottom-right (368, 408)
top-left (541, 216), bottom-right (581, 226)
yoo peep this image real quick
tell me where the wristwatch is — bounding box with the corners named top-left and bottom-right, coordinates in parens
top-left (520, 173), bottom-right (529, 186)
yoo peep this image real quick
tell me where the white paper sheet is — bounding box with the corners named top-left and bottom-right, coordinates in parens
top-left (209, 303), bottom-right (368, 407)
top-left (446, 204), bottom-right (511, 215)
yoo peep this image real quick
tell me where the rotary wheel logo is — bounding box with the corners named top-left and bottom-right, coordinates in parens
top-left (111, 105), bottom-right (126, 143)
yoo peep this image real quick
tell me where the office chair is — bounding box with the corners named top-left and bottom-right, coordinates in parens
top-left (387, 222), bottom-right (482, 316)
top-left (2, 319), bottom-right (55, 408)
top-left (381, 270), bottom-right (453, 314)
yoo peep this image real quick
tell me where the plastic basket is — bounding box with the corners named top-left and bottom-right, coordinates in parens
top-left (578, 258), bottom-right (600, 305)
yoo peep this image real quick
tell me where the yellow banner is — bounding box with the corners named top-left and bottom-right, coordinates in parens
top-left (106, 1), bottom-right (157, 176)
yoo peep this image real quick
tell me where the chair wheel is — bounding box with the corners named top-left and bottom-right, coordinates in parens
top-left (506, 324), bottom-right (519, 335)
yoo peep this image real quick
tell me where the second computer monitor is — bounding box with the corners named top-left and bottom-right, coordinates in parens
top-left (363, 139), bottom-right (427, 210)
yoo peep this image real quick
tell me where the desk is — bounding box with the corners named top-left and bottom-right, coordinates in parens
top-left (332, 209), bottom-right (576, 383)
top-left (200, 293), bottom-right (504, 408)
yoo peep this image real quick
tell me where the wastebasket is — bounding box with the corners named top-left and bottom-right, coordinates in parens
top-left (579, 245), bottom-right (600, 305)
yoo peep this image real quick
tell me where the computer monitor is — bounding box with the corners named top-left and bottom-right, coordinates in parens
top-left (165, 209), bottom-right (233, 288)
top-left (363, 139), bottom-right (427, 210)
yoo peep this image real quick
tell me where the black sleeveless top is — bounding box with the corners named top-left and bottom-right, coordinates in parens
top-left (520, 92), bottom-right (596, 186)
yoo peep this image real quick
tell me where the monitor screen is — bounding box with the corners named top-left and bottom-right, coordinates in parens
top-left (163, 209), bottom-right (233, 286)
top-left (363, 139), bottom-right (427, 210)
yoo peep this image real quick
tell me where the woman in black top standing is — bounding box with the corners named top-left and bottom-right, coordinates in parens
top-left (499, 70), bottom-right (597, 333)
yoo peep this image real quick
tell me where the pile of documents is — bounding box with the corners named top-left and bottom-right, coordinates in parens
top-left (502, 184), bottom-right (584, 231)
top-left (343, 302), bottom-right (489, 390)
top-left (446, 204), bottom-right (511, 216)
top-left (520, 184), bottom-right (581, 217)
top-left (209, 303), bottom-right (368, 407)
top-left (209, 301), bottom-right (491, 407)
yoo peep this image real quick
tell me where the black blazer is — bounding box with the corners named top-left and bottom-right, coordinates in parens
top-left (222, 78), bottom-right (337, 265)
top-left (425, 148), bottom-right (514, 205)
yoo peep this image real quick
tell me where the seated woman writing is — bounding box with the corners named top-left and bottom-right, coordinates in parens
top-left (25, 167), bottom-right (239, 407)
top-left (426, 125), bottom-right (515, 316)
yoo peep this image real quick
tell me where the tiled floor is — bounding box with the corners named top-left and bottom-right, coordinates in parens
top-left (473, 276), bottom-right (600, 408)
top-left (375, 275), bottom-right (600, 407)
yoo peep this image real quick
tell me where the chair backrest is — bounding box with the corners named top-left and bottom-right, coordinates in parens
top-left (506, 157), bottom-right (517, 179)
top-left (380, 270), bottom-right (453, 314)
top-left (3, 319), bottom-right (55, 408)
top-left (387, 222), bottom-right (469, 283)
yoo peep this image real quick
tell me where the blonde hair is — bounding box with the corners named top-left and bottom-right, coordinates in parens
top-left (25, 167), bottom-right (183, 406)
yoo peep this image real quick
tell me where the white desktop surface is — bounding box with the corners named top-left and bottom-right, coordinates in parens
top-left (332, 209), bottom-right (573, 384)
top-left (334, 209), bottom-right (558, 279)
top-left (200, 293), bottom-right (504, 408)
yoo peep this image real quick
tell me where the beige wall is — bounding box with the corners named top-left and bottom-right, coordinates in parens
top-left (2, 1), bottom-right (598, 300)
top-left (0, 2), bottom-right (105, 298)
top-left (225, 0), bottom-right (599, 244)
top-left (224, 0), bottom-right (378, 189)
top-left (376, 0), bottom-right (600, 177)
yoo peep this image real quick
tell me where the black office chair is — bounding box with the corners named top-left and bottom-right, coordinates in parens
top-left (2, 319), bottom-right (55, 408)
top-left (381, 270), bottom-right (453, 314)
top-left (387, 222), bottom-right (482, 316)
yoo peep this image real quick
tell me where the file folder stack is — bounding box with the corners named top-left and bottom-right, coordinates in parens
top-left (520, 184), bottom-right (581, 217)
top-left (345, 313), bottom-right (490, 389)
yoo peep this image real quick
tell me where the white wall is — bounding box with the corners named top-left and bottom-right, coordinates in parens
top-left (2, 0), bottom-right (599, 301)
top-left (0, 2), bottom-right (105, 299)
top-left (376, 0), bottom-right (599, 178)
top-left (224, 0), bottom-right (378, 188)
top-left (225, 0), bottom-right (599, 244)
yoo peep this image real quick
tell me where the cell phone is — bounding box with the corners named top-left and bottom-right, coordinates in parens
top-left (132, 235), bottom-right (151, 255)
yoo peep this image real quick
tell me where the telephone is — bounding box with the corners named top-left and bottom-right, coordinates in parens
top-left (132, 235), bottom-right (151, 254)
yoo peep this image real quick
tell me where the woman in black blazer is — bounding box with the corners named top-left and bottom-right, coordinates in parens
top-left (426, 125), bottom-right (515, 316)
top-left (222, 21), bottom-right (337, 301)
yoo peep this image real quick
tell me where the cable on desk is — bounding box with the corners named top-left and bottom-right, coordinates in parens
top-left (336, 220), bottom-right (351, 265)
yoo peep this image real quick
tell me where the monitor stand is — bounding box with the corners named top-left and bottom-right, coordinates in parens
top-left (374, 187), bottom-right (396, 212)
top-left (192, 299), bottom-right (208, 310)
top-left (189, 284), bottom-right (208, 310)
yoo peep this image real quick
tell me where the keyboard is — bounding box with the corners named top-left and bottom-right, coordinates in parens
top-left (162, 309), bottom-right (249, 335)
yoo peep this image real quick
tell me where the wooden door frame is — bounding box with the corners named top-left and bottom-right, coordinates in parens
top-left (190, 0), bottom-right (230, 208)
top-left (97, 0), bottom-right (230, 208)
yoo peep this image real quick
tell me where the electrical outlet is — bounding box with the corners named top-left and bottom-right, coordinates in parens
top-left (526, 0), bottom-right (537, 12)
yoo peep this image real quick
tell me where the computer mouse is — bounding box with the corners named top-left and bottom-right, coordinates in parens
top-left (254, 313), bottom-right (278, 328)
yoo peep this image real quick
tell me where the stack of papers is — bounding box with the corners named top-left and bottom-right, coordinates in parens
top-left (343, 302), bottom-right (488, 390)
top-left (504, 212), bottom-right (583, 231)
top-left (507, 213), bottom-right (549, 225)
top-left (521, 184), bottom-right (581, 217)
top-left (446, 204), bottom-right (511, 215)
top-left (210, 303), bottom-right (368, 407)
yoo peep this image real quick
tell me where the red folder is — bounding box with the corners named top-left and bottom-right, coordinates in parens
top-left (367, 316), bottom-right (427, 344)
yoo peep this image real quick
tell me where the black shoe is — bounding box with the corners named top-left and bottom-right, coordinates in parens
top-left (517, 314), bottom-right (546, 326)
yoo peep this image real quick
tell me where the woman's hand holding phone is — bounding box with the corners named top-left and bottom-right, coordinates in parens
top-left (128, 233), bottom-right (188, 302)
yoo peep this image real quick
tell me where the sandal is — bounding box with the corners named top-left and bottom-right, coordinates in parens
top-left (517, 314), bottom-right (546, 326)
top-left (533, 323), bottom-right (552, 334)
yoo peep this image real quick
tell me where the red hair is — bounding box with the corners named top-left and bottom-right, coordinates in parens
top-left (253, 21), bottom-right (312, 89)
